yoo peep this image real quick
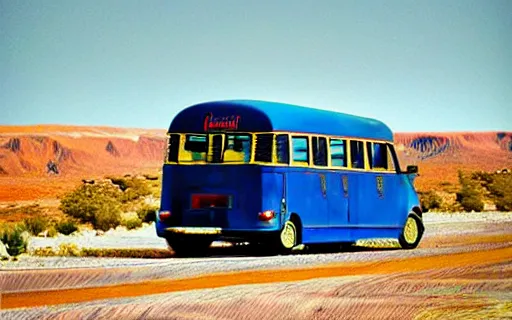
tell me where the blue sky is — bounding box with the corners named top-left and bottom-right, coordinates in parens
top-left (1, 0), bottom-right (511, 132)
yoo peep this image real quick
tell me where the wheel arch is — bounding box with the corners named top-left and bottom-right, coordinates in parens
top-left (289, 212), bottom-right (303, 245)
top-left (411, 206), bottom-right (423, 218)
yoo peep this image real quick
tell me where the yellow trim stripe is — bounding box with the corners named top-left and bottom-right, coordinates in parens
top-left (164, 131), bottom-right (399, 174)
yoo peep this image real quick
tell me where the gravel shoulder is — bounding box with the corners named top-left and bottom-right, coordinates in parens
top-left (1, 212), bottom-right (511, 271)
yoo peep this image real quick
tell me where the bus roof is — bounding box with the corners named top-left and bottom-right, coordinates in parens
top-left (168, 100), bottom-right (394, 141)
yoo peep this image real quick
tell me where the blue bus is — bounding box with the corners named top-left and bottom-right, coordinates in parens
top-left (156, 100), bottom-right (424, 256)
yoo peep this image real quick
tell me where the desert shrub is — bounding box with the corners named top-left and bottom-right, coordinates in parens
top-left (59, 183), bottom-right (122, 231)
top-left (107, 176), bottom-right (129, 191)
top-left (495, 196), bottom-right (512, 212)
top-left (471, 171), bottom-right (494, 184)
top-left (122, 216), bottom-right (143, 230)
top-left (106, 176), bottom-right (152, 202)
top-left (137, 205), bottom-right (158, 223)
top-left (33, 247), bottom-right (57, 257)
top-left (47, 225), bottom-right (58, 237)
top-left (57, 243), bottom-right (81, 257)
top-left (121, 179), bottom-right (152, 202)
top-left (457, 172), bottom-right (484, 212)
top-left (488, 174), bottom-right (512, 197)
top-left (56, 220), bottom-right (78, 235)
top-left (1, 224), bottom-right (28, 256)
top-left (94, 199), bottom-right (122, 231)
top-left (419, 191), bottom-right (442, 212)
top-left (24, 216), bottom-right (49, 235)
top-left (486, 174), bottom-right (512, 211)
top-left (459, 196), bottom-right (484, 212)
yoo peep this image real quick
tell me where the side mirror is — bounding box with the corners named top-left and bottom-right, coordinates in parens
top-left (406, 165), bottom-right (419, 174)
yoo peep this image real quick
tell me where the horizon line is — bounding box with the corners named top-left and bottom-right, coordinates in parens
top-left (0, 123), bottom-right (510, 134)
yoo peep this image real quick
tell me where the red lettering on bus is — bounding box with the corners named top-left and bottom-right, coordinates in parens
top-left (203, 112), bottom-right (241, 131)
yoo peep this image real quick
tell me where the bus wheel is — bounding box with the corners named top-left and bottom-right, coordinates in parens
top-left (398, 213), bottom-right (424, 249)
top-left (167, 237), bottom-right (212, 257)
top-left (278, 220), bottom-right (297, 253)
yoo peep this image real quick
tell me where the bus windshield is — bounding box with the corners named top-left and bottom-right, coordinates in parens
top-left (178, 133), bottom-right (252, 163)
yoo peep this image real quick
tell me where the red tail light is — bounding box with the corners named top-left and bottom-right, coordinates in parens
top-left (159, 211), bottom-right (171, 221)
top-left (258, 210), bottom-right (275, 221)
top-left (191, 194), bottom-right (230, 209)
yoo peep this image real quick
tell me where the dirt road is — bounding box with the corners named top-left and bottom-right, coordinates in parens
top-left (1, 216), bottom-right (511, 319)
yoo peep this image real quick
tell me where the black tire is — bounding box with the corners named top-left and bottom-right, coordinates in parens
top-left (398, 213), bottom-right (424, 249)
top-left (167, 237), bottom-right (212, 257)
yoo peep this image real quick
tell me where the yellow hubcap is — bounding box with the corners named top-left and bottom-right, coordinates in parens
top-left (404, 217), bottom-right (418, 244)
top-left (281, 222), bottom-right (296, 249)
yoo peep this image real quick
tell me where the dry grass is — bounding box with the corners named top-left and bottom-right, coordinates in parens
top-left (32, 246), bottom-right (173, 259)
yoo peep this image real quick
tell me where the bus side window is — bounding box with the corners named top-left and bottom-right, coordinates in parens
top-left (313, 137), bottom-right (327, 166)
top-left (366, 142), bottom-right (373, 169)
top-left (276, 134), bottom-right (289, 164)
top-left (167, 134), bottom-right (179, 162)
top-left (255, 133), bottom-right (273, 162)
top-left (292, 136), bottom-right (309, 166)
top-left (372, 142), bottom-right (388, 170)
top-left (330, 138), bottom-right (347, 167)
top-left (350, 140), bottom-right (364, 169)
top-left (386, 144), bottom-right (399, 172)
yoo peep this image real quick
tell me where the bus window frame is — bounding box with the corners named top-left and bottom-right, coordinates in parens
top-left (223, 133), bottom-right (252, 163)
top-left (291, 135), bottom-right (310, 167)
top-left (164, 131), bottom-right (401, 174)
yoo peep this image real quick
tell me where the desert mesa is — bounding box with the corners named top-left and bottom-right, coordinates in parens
top-left (0, 125), bottom-right (511, 201)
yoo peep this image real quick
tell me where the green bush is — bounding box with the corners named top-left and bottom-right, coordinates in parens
top-left (137, 205), bottom-right (158, 223)
top-left (496, 195), bottom-right (512, 212)
top-left (488, 174), bottom-right (512, 197)
top-left (33, 246), bottom-right (57, 257)
top-left (57, 243), bottom-right (81, 257)
top-left (1, 224), bottom-right (28, 256)
top-left (457, 171), bottom-right (484, 212)
top-left (122, 216), bottom-right (143, 230)
top-left (487, 174), bottom-right (512, 211)
top-left (93, 198), bottom-right (122, 231)
top-left (459, 196), bottom-right (484, 212)
top-left (471, 171), bottom-right (494, 185)
top-left (419, 191), bottom-right (442, 212)
top-left (121, 179), bottom-right (152, 202)
top-left (24, 216), bottom-right (49, 235)
top-left (59, 183), bottom-right (122, 231)
top-left (56, 220), bottom-right (78, 235)
top-left (47, 225), bottom-right (58, 237)
top-left (106, 176), bottom-right (152, 202)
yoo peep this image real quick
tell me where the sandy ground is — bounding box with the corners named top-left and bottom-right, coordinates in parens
top-left (1, 213), bottom-right (511, 319)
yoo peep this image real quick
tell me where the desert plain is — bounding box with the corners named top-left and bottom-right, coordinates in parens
top-left (1, 126), bottom-right (511, 319)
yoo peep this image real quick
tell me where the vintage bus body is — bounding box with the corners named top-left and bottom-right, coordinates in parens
top-left (156, 100), bottom-right (424, 256)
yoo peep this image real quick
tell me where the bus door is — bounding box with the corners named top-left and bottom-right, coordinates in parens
top-left (365, 142), bottom-right (403, 225)
top-left (327, 173), bottom-right (349, 226)
top-left (347, 140), bottom-right (371, 225)
top-left (327, 138), bottom-right (350, 226)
